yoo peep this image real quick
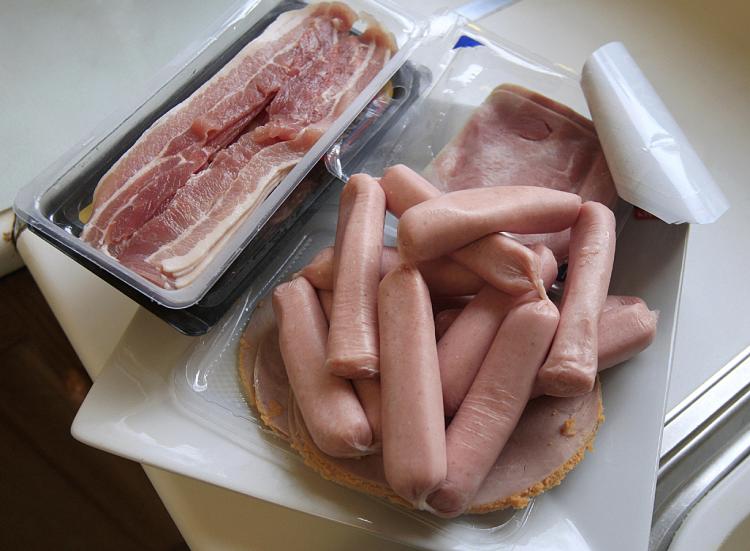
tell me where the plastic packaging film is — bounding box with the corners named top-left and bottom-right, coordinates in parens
top-left (581, 41), bottom-right (729, 224)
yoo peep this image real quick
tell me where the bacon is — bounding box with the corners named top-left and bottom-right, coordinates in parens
top-left (113, 20), bottom-right (393, 288)
top-left (83, 3), bottom-right (356, 250)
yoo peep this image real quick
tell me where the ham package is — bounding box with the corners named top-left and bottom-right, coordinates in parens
top-left (81, 2), bottom-right (395, 289)
top-left (236, 86), bottom-right (658, 518)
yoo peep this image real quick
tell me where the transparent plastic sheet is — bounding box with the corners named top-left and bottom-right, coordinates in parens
top-left (13, 0), bottom-right (426, 310)
top-left (177, 184), bottom-right (533, 549)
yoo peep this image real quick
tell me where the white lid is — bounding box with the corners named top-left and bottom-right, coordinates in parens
top-left (581, 42), bottom-right (729, 224)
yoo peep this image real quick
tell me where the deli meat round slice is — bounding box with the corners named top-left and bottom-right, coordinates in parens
top-left (470, 381), bottom-right (603, 512)
top-left (253, 326), bottom-right (291, 439)
top-left (425, 84), bottom-right (617, 207)
top-left (243, 306), bottom-right (603, 512)
top-left (237, 297), bottom-right (276, 409)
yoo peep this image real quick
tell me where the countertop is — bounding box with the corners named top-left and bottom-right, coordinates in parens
top-left (8, 0), bottom-right (750, 549)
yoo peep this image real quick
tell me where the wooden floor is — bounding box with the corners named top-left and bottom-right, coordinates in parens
top-left (0, 268), bottom-right (187, 551)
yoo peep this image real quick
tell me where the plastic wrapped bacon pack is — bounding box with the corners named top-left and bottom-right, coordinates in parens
top-left (80, 2), bottom-right (397, 291)
top-left (237, 84), bottom-right (659, 518)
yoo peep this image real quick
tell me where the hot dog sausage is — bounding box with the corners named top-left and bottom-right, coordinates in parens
top-left (426, 298), bottom-right (560, 517)
top-left (438, 245), bottom-right (558, 417)
top-left (380, 164), bottom-right (545, 296)
top-left (272, 277), bottom-right (372, 457)
top-left (435, 308), bottom-right (463, 340)
top-left (314, 286), bottom-right (381, 447)
top-left (298, 247), bottom-right (335, 290)
top-left (597, 300), bottom-right (658, 371)
top-left (379, 265), bottom-right (446, 508)
top-left (536, 201), bottom-right (616, 397)
top-left (317, 288), bottom-right (333, 321)
top-left (353, 379), bottom-right (382, 447)
top-left (531, 298), bottom-right (657, 398)
top-left (302, 243), bottom-right (483, 296)
top-left (397, 185), bottom-right (581, 263)
top-left (327, 174), bottom-right (386, 378)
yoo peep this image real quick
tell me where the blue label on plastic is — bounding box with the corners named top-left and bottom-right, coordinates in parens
top-left (453, 35), bottom-right (482, 49)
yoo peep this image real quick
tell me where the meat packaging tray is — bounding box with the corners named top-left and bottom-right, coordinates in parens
top-left (13, 0), bottom-right (425, 334)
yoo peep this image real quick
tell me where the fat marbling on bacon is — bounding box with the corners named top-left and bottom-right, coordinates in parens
top-left (82, 2), bottom-right (396, 289)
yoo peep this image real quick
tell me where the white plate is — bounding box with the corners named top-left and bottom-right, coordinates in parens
top-left (72, 192), bottom-right (687, 550)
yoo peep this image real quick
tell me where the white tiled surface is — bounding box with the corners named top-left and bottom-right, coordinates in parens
top-left (8, 0), bottom-right (750, 549)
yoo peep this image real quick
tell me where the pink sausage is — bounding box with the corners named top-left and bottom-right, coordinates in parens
top-left (450, 235), bottom-right (544, 298)
top-left (427, 298), bottom-right (560, 517)
top-left (327, 174), bottom-right (386, 379)
top-left (536, 201), bottom-right (616, 397)
top-left (530, 299), bottom-right (657, 397)
top-left (597, 301), bottom-right (657, 370)
top-left (435, 308), bottom-right (463, 340)
top-left (353, 379), bottom-right (382, 447)
top-left (301, 244), bottom-right (482, 296)
top-left (438, 246), bottom-right (558, 417)
top-left (317, 289), bottom-right (333, 321)
top-left (397, 185), bottom-right (582, 263)
top-left (298, 247), bottom-right (335, 290)
top-left (380, 165), bottom-right (545, 296)
top-left (315, 286), bottom-right (381, 447)
top-left (432, 295), bottom-right (474, 314)
top-left (602, 294), bottom-right (645, 312)
top-left (418, 256), bottom-right (485, 296)
top-left (272, 277), bottom-right (372, 457)
top-left (380, 164), bottom-right (440, 216)
top-left (379, 265), bottom-right (446, 508)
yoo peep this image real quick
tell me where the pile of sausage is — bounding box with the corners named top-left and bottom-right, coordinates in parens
top-left (247, 164), bottom-right (658, 518)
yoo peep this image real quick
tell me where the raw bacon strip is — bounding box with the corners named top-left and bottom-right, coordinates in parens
top-left (150, 128), bottom-right (323, 282)
top-left (117, 20), bottom-right (393, 288)
top-left (83, 3), bottom-right (355, 249)
top-left (114, 132), bottom-right (264, 283)
top-left (252, 26), bottom-right (395, 143)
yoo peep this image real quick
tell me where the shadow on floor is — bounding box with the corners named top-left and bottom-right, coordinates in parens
top-left (0, 268), bottom-right (188, 551)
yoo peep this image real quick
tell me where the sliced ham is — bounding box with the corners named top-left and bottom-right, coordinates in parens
top-left (253, 323), bottom-right (291, 438)
top-left (425, 84), bottom-right (617, 259)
